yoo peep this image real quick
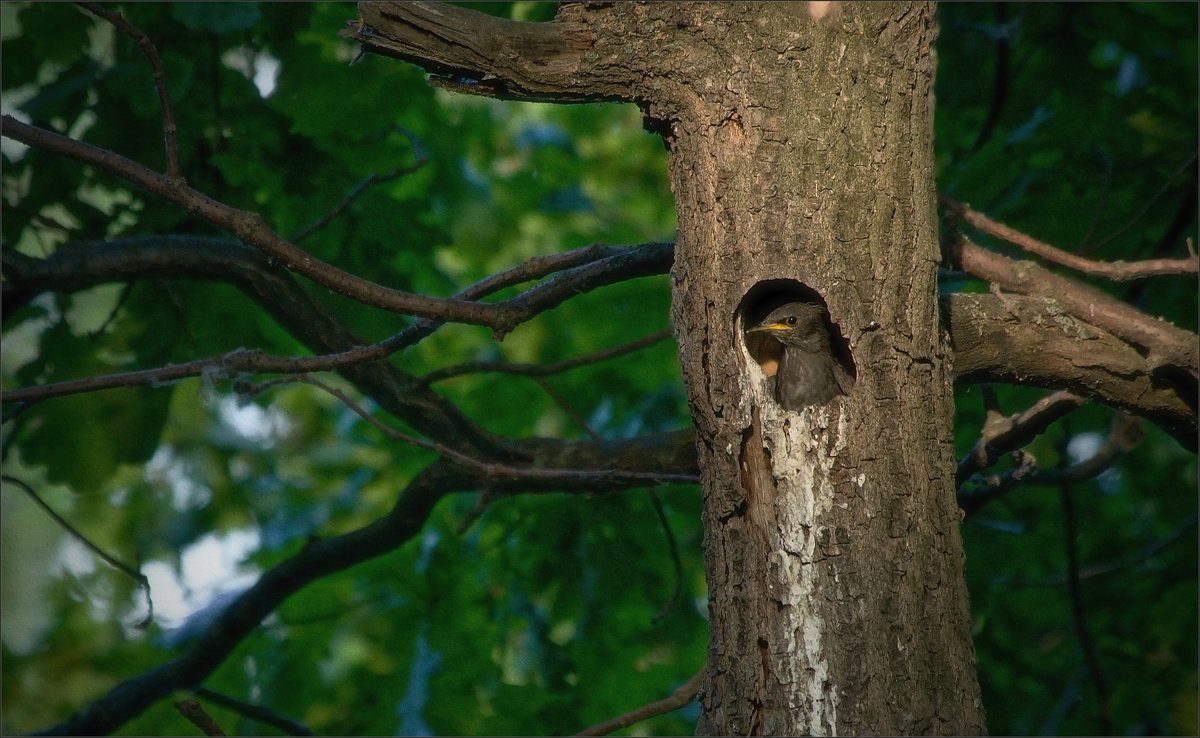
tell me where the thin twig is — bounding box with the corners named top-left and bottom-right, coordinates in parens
top-left (192, 687), bottom-right (312, 736)
top-left (648, 488), bottom-right (684, 625)
top-left (990, 513), bottom-right (1197, 587)
top-left (85, 283), bottom-right (134, 339)
top-left (533, 377), bottom-right (603, 442)
top-left (422, 328), bottom-right (673, 385)
top-left (290, 164), bottom-right (426, 244)
top-left (1092, 151), bottom-right (1198, 250)
top-left (0, 241), bottom-right (671, 405)
top-left (76, 2), bottom-right (181, 180)
top-left (173, 699), bottom-right (226, 736)
top-left (575, 668), bottom-right (705, 736)
top-left (940, 193), bottom-right (1199, 280)
top-left (2, 474), bottom-right (153, 627)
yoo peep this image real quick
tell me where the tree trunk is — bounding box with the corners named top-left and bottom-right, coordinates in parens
top-left (661, 4), bottom-right (985, 734)
top-left (346, 1), bottom-right (987, 733)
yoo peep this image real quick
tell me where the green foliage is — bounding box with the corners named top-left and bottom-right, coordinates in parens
top-left (940, 4), bottom-right (1197, 735)
top-left (1, 2), bottom-right (1194, 736)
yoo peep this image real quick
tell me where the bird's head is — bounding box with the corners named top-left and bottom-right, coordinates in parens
top-left (746, 302), bottom-right (829, 351)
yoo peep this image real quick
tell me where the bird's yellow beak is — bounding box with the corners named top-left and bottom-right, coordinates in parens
top-left (747, 322), bottom-right (789, 334)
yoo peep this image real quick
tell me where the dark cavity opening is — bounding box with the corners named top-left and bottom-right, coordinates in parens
top-left (738, 280), bottom-right (857, 409)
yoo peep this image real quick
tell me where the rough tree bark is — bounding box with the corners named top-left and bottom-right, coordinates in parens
top-left (660, 5), bottom-right (983, 734)
top-left (349, 2), bottom-right (984, 734)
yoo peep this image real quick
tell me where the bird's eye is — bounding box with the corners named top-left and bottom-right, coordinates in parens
top-left (785, 316), bottom-right (797, 326)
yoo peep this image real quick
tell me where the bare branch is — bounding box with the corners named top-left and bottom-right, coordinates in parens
top-left (945, 292), bottom-right (1195, 449)
top-left (290, 163), bottom-right (426, 245)
top-left (959, 414), bottom-right (1144, 513)
top-left (941, 194), bottom-right (1199, 280)
top-left (2, 474), bottom-right (153, 627)
top-left (956, 390), bottom-right (1085, 488)
top-left (6, 237), bottom-right (1192, 445)
top-left (75, 2), bottom-right (181, 179)
top-left (173, 699), bottom-right (226, 737)
top-left (344, 2), bottom-right (630, 104)
top-left (1, 115), bottom-right (640, 331)
top-left (192, 688), bottom-right (312, 737)
top-left (575, 668), bottom-right (705, 736)
top-left (1, 239), bottom-right (672, 404)
top-left (32, 423), bottom-right (699, 735)
top-left (422, 328), bottom-right (672, 385)
top-left (943, 230), bottom-right (1199, 383)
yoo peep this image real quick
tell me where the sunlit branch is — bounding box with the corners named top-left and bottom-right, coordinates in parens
top-left (2, 474), bottom-right (153, 627)
top-left (75, 2), bottom-right (181, 180)
top-left (941, 193), bottom-right (1199, 280)
top-left (956, 389), bottom-right (1084, 488)
top-left (959, 414), bottom-right (1144, 514)
top-left (575, 668), bottom-right (705, 736)
top-left (943, 230), bottom-right (1199, 381)
top-left (192, 687), bottom-right (312, 737)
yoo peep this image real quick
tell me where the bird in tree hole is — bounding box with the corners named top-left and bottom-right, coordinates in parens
top-left (746, 302), bottom-right (854, 410)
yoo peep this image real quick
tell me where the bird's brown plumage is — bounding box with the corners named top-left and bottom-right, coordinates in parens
top-left (747, 302), bottom-right (852, 410)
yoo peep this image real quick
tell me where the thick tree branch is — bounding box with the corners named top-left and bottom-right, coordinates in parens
top-left (944, 231), bottom-right (1200, 384)
top-left (945, 292), bottom-right (1196, 448)
top-left (343, 2), bottom-right (629, 104)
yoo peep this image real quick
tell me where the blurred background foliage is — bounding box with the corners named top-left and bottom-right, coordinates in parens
top-left (0, 2), bottom-right (1195, 735)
